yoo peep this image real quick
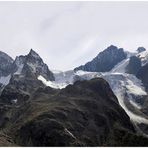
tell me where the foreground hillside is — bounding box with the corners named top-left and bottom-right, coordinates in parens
top-left (1, 78), bottom-right (148, 146)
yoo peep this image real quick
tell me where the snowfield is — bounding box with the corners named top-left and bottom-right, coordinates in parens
top-left (102, 73), bottom-right (148, 124)
top-left (111, 59), bottom-right (129, 73)
top-left (38, 75), bottom-right (68, 89)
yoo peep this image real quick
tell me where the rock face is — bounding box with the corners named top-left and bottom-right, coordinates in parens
top-left (74, 45), bottom-right (127, 72)
top-left (0, 49), bottom-right (55, 104)
top-left (0, 51), bottom-right (14, 77)
top-left (1, 78), bottom-right (147, 146)
top-left (137, 47), bottom-right (146, 53)
top-left (134, 48), bottom-right (148, 91)
top-left (126, 56), bottom-right (142, 75)
top-left (13, 49), bottom-right (55, 81)
top-left (137, 63), bottom-right (148, 91)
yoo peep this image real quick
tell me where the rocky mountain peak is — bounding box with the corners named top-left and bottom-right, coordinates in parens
top-left (137, 47), bottom-right (146, 53)
top-left (13, 49), bottom-right (55, 81)
top-left (74, 45), bottom-right (127, 72)
top-left (28, 49), bottom-right (40, 59)
top-left (106, 45), bottom-right (118, 50)
top-left (101, 45), bottom-right (124, 57)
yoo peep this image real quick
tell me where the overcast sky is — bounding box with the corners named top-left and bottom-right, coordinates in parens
top-left (0, 1), bottom-right (148, 70)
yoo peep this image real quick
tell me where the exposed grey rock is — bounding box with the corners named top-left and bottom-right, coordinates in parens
top-left (137, 47), bottom-right (146, 53)
top-left (0, 51), bottom-right (14, 77)
top-left (74, 45), bottom-right (127, 72)
top-left (126, 56), bottom-right (142, 75)
top-left (13, 49), bottom-right (55, 81)
top-left (137, 63), bottom-right (148, 91)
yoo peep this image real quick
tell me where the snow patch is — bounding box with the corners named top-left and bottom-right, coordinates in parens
top-left (27, 63), bottom-right (37, 72)
top-left (38, 75), bottom-right (68, 89)
top-left (129, 99), bottom-right (141, 109)
top-left (126, 79), bottom-right (147, 96)
top-left (54, 70), bottom-right (74, 84)
top-left (115, 89), bottom-right (148, 124)
top-left (111, 58), bottom-right (129, 73)
top-left (11, 99), bottom-right (17, 104)
top-left (0, 75), bottom-right (11, 86)
top-left (64, 128), bottom-right (76, 139)
top-left (101, 73), bottom-right (148, 124)
top-left (14, 64), bottom-right (24, 74)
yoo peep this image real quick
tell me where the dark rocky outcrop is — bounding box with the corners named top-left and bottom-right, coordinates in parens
top-left (137, 63), bottom-right (148, 91)
top-left (0, 51), bottom-right (14, 77)
top-left (0, 49), bottom-right (55, 104)
top-left (74, 45), bottom-right (127, 72)
top-left (0, 73), bottom-right (45, 104)
top-left (126, 56), bottom-right (142, 75)
top-left (137, 47), bottom-right (146, 53)
top-left (13, 49), bottom-right (55, 81)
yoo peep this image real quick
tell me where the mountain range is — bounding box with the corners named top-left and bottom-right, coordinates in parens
top-left (0, 45), bottom-right (148, 146)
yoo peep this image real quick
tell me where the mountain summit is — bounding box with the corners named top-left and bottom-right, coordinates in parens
top-left (28, 49), bottom-right (41, 59)
top-left (13, 49), bottom-right (55, 81)
top-left (74, 45), bottom-right (127, 72)
top-left (0, 49), bottom-right (55, 104)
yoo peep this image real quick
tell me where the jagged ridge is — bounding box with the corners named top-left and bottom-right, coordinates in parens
top-left (74, 45), bottom-right (127, 72)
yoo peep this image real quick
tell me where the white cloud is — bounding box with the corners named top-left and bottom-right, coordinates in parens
top-left (0, 1), bottom-right (148, 70)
